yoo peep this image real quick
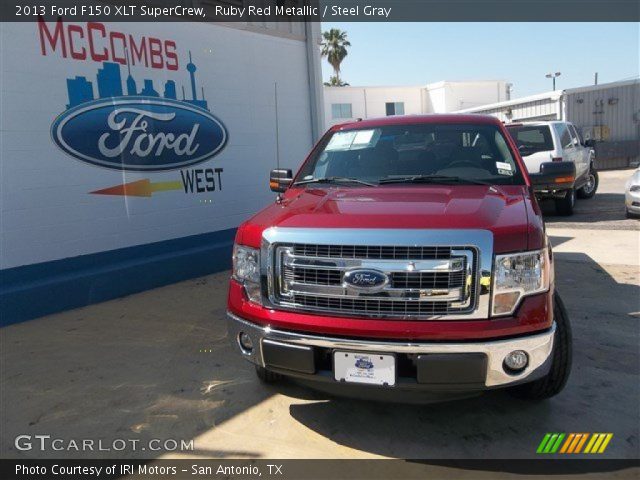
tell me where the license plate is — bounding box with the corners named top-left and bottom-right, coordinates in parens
top-left (333, 351), bottom-right (396, 386)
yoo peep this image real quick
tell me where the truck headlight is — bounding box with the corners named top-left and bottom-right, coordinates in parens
top-left (492, 248), bottom-right (549, 316)
top-left (232, 245), bottom-right (262, 304)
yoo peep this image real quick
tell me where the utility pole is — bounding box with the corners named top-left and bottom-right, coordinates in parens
top-left (546, 72), bottom-right (561, 90)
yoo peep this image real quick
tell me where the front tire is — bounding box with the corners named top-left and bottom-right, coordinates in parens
top-left (509, 292), bottom-right (572, 400)
top-left (555, 189), bottom-right (575, 216)
top-left (577, 168), bottom-right (598, 199)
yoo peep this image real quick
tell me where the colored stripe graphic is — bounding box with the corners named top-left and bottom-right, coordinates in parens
top-left (91, 179), bottom-right (184, 197)
top-left (585, 433), bottom-right (614, 454)
top-left (559, 433), bottom-right (575, 453)
top-left (538, 433), bottom-right (613, 454)
top-left (537, 433), bottom-right (565, 453)
top-left (537, 433), bottom-right (552, 453)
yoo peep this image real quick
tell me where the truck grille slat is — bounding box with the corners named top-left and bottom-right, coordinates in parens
top-left (292, 244), bottom-right (452, 260)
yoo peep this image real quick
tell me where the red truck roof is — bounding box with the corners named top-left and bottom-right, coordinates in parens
top-left (331, 113), bottom-right (503, 131)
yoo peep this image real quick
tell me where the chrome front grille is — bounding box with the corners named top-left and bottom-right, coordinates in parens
top-left (262, 228), bottom-right (493, 321)
top-left (270, 241), bottom-right (478, 319)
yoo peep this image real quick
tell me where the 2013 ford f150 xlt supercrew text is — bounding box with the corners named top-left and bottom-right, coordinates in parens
top-left (227, 114), bottom-right (573, 400)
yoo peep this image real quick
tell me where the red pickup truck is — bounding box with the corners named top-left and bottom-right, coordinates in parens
top-left (227, 114), bottom-right (573, 400)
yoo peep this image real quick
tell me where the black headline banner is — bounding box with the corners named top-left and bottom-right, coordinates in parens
top-left (1, 0), bottom-right (639, 22)
top-left (2, 459), bottom-right (639, 479)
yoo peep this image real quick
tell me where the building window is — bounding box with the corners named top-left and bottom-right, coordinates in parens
top-left (385, 102), bottom-right (405, 116)
top-left (332, 103), bottom-right (353, 119)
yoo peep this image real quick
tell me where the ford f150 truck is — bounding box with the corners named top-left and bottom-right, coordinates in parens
top-left (227, 114), bottom-right (573, 400)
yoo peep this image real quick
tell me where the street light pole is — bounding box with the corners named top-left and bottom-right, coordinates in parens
top-left (546, 72), bottom-right (561, 90)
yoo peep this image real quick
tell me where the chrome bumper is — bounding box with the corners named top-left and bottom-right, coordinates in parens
top-left (227, 312), bottom-right (555, 389)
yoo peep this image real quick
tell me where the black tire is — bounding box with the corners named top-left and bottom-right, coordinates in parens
top-left (555, 189), bottom-right (575, 216)
top-left (509, 292), bottom-right (573, 400)
top-left (255, 365), bottom-right (282, 383)
top-left (577, 169), bottom-right (598, 199)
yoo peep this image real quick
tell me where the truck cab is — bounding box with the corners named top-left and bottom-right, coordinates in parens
top-left (227, 114), bottom-right (572, 400)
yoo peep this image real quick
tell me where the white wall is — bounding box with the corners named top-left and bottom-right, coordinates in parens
top-left (324, 80), bottom-right (508, 129)
top-left (0, 21), bottom-right (319, 270)
top-left (323, 86), bottom-right (424, 128)
top-left (427, 81), bottom-right (508, 112)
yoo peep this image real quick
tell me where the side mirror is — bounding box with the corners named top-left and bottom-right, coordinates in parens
top-left (269, 169), bottom-right (293, 193)
top-left (530, 161), bottom-right (576, 188)
top-left (584, 139), bottom-right (596, 148)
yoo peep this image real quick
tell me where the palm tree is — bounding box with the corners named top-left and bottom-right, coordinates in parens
top-left (321, 29), bottom-right (351, 86)
top-left (324, 76), bottom-right (349, 87)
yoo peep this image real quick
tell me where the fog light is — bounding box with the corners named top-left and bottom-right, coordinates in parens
top-left (238, 332), bottom-right (254, 353)
top-left (504, 350), bottom-right (528, 372)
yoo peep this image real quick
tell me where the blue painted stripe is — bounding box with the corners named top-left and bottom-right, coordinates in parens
top-left (0, 228), bottom-right (236, 326)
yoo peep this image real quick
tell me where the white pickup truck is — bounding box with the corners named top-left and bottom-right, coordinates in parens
top-left (506, 121), bottom-right (598, 216)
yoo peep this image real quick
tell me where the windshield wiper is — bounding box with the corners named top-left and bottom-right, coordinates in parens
top-left (378, 175), bottom-right (492, 186)
top-left (293, 176), bottom-right (378, 187)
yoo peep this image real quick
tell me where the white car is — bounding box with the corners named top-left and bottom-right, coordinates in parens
top-left (506, 121), bottom-right (598, 216)
top-left (625, 168), bottom-right (640, 218)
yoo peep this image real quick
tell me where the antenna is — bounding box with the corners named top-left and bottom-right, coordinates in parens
top-left (274, 82), bottom-right (283, 203)
top-left (202, 86), bottom-right (205, 100)
top-left (182, 85), bottom-right (186, 100)
top-left (275, 82), bottom-right (280, 172)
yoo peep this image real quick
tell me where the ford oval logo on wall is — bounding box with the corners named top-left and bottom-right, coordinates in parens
top-left (51, 97), bottom-right (227, 172)
top-left (343, 269), bottom-right (390, 293)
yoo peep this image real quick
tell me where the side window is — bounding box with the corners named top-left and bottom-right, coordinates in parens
top-left (331, 103), bottom-right (352, 119)
top-left (554, 123), bottom-right (573, 149)
top-left (569, 124), bottom-right (582, 146)
top-left (385, 102), bottom-right (405, 116)
top-left (571, 123), bottom-right (584, 145)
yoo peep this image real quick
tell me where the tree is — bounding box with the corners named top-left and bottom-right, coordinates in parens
top-left (321, 29), bottom-right (351, 86)
top-left (324, 76), bottom-right (350, 87)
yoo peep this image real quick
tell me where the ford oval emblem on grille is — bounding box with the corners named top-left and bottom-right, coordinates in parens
top-left (343, 269), bottom-right (389, 293)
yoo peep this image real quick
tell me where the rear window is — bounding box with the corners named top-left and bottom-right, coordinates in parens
top-left (506, 125), bottom-right (554, 155)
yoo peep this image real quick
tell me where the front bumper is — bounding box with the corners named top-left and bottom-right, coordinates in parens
top-left (625, 191), bottom-right (640, 213)
top-left (227, 312), bottom-right (555, 391)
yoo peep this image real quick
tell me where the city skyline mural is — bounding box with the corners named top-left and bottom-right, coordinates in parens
top-left (65, 50), bottom-right (209, 111)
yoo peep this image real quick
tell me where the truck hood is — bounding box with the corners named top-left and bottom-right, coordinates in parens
top-left (240, 185), bottom-right (543, 253)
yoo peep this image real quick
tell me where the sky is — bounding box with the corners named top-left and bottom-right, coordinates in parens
top-left (320, 23), bottom-right (639, 97)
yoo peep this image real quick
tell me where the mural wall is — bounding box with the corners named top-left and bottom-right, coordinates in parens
top-left (1, 20), bottom-right (315, 270)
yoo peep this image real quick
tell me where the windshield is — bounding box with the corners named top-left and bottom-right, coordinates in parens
top-left (296, 123), bottom-right (525, 186)
top-left (506, 124), bottom-right (554, 155)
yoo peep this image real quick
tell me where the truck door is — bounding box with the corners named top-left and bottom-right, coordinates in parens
top-left (569, 123), bottom-right (590, 181)
top-left (554, 123), bottom-right (581, 180)
top-left (569, 123), bottom-right (591, 179)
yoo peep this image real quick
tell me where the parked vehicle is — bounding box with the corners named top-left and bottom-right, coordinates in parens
top-left (227, 114), bottom-right (572, 401)
top-left (506, 121), bottom-right (598, 216)
top-left (625, 168), bottom-right (640, 218)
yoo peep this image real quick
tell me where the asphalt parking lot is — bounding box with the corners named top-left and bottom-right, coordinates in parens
top-left (1, 171), bottom-right (638, 470)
